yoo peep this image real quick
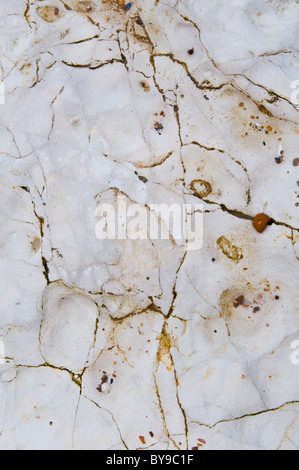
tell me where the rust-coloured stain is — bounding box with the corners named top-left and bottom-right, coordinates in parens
top-left (37, 5), bottom-right (62, 22)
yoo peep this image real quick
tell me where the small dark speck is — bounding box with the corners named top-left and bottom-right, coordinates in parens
top-left (188, 48), bottom-right (194, 55)
top-left (275, 295), bottom-right (280, 300)
top-left (211, 258), bottom-right (216, 262)
top-left (263, 142), bottom-right (266, 146)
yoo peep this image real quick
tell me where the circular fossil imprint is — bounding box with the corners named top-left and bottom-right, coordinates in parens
top-left (190, 179), bottom-right (213, 198)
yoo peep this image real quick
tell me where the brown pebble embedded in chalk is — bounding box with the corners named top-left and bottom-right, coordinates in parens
top-left (293, 158), bottom-right (299, 167)
top-left (140, 81), bottom-right (150, 92)
top-left (233, 295), bottom-right (245, 308)
top-left (252, 213), bottom-right (272, 233)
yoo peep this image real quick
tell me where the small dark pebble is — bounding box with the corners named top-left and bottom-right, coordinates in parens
top-left (234, 295), bottom-right (245, 308)
top-left (188, 48), bottom-right (195, 55)
top-left (154, 122), bottom-right (163, 134)
top-left (293, 158), bottom-right (299, 167)
top-left (138, 175), bottom-right (148, 183)
top-left (275, 295), bottom-right (280, 300)
top-left (253, 306), bottom-right (260, 313)
top-left (96, 374), bottom-right (109, 392)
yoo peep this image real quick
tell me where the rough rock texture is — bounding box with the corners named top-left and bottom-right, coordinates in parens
top-left (0, 0), bottom-right (298, 450)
